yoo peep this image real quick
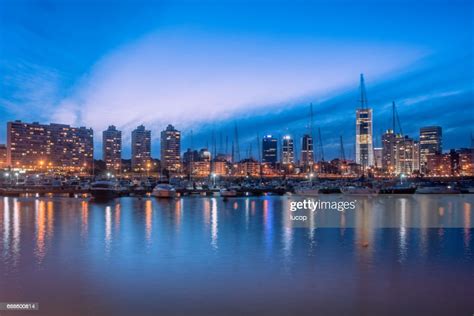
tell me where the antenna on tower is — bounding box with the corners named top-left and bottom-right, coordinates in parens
top-left (359, 73), bottom-right (368, 109)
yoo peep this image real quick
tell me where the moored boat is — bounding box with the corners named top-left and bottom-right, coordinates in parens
top-left (89, 180), bottom-right (121, 199)
top-left (416, 185), bottom-right (460, 194)
top-left (341, 186), bottom-right (379, 195)
top-left (152, 184), bottom-right (177, 198)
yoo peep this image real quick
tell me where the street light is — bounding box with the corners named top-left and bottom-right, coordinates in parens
top-left (211, 172), bottom-right (217, 187)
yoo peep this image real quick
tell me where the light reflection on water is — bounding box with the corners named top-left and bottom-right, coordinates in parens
top-left (0, 195), bottom-right (473, 316)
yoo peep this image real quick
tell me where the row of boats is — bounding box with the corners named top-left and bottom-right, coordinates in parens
top-left (293, 181), bottom-right (473, 196)
top-left (88, 179), bottom-right (473, 199)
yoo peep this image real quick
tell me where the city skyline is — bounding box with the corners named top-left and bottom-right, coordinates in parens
top-left (0, 0), bottom-right (473, 158)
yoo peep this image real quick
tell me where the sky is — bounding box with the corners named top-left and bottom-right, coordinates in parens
top-left (0, 0), bottom-right (473, 160)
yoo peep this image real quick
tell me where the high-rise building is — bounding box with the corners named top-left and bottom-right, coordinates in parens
top-left (382, 130), bottom-right (397, 173)
top-left (160, 124), bottom-right (181, 174)
top-left (301, 134), bottom-right (314, 168)
top-left (6, 120), bottom-right (93, 171)
top-left (102, 125), bottom-right (122, 172)
top-left (394, 136), bottom-right (416, 175)
top-left (0, 144), bottom-right (7, 169)
top-left (355, 74), bottom-right (374, 167)
top-left (419, 126), bottom-right (442, 174)
top-left (281, 135), bottom-right (294, 164)
top-left (262, 135), bottom-right (278, 164)
top-left (131, 125), bottom-right (151, 172)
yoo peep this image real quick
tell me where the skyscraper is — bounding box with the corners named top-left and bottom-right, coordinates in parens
top-left (394, 136), bottom-right (416, 175)
top-left (382, 129), bottom-right (397, 173)
top-left (6, 120), bottom-right (93, 171)
top-left (131, 125), bottom-right (151, 172)
top-left (102, 125), bottom-right (122, 172)
top-left (262, 135), bottom-right (278, 164)
top-left (355, 74), bottom-right (374, 167)
top-left (281, 135), bottom-right (294, 164)
top-left (419, 126), bottom-right (442, 174)
top-left (160, 124), bottom-right (181, 174)
top-left (301, 134), bottom-right (314, 168)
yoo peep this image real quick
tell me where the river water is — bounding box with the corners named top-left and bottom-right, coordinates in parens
top-left (0, 195), bottom-right (473, 315)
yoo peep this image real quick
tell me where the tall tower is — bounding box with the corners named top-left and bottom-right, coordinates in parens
top-left (355, 74), bottom-right (374, 167)
top-left (131, 125), bottom-right (151, 172)
top-left (419, 126), bottom-right (442, 174)
top-left (160, 124), bottom-right (181, 175)
top-left (281, 135), bottom-right (294, 164)
top-left (262, 135), bottom-right (278, 164)
top-left (102, 125), bottom-right (122, 172)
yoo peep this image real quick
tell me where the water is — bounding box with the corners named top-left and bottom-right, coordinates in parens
top-left (0, 195), bottom-right (473, 315)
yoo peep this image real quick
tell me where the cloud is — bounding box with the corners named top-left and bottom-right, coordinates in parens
top-left (53, 29), bottom-right (425, 149)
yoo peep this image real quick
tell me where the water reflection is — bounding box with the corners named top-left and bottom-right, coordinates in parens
top-left (105, 206), bottom-right (112, 254)
top-left (12, 198), bottom-right (20, 265)
top-left (211, 198), bottom-right (218, 249)
top-left (145, 199), bottom-right (152, 244)
top-left (0, 195), bottom-right (473, 316)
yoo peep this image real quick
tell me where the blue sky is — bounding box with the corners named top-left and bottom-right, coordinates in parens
top-left (0, 0), bottom-right (473, 159)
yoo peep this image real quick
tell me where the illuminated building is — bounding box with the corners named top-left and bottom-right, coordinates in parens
top-left (420, 126), bottom-right (442, 174)
top-left (394, 136), bottom-right (416, 175)
top-left (191, 161), bottom-right (210, 177)
top-left (281, 135), bottom-right (294, 164)
top-left (355, 74), bottom-right (374, 167)
top-left (235, 158), bottom-right (260, 177)
top-left (102, 125), bottom-right (122, 172)
top-left (382, 129), bottom-right (397, 172)
top-left (0, 144), bottom-right (6, 169)
top-left (427, 153), bottom-right (452, 176)
top-left (458, 148), bottom-right (474, 176)
top-left (160, 124), bottom-right (181, 174)
top-left (301, 134), bottom-right (314, 169)
top-left (6, 120), bottom-right (93, 171)
top-left (131, 125), bottom-right (151, 172)
top-left (356, 108), bottom-right (374, 167)
top-left (212, 160), bottom-right (229, 176)
top-left (262, 135), bottom-right (278, 164)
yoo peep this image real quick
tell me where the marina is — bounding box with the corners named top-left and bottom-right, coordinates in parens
top-left (0, 194), bottom-right (473, 315)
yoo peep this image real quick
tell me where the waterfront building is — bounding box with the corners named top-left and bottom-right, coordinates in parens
top-left (262, 135), bottom-right (278, 164)
top-left (420, 126), bottom-right (442, 174)
top-left (212, 160), bottom-right (229, 176)
top-left (235, 158), bottom-right (260, 177)
top-left (394, 136), bottom-right (416, 175)
top-left (427, 153), bottom-right (452, 176)
top-left (281, 135), bottom-right (294, 164)
top-left (458, 148), bottom-right (474, 176)
top-left (382, 129), bottom-right (397, 173)
top-left (6, 120), bottom-right (93, 171)
top-left (102, 125), bottom-right (122, 172)
top-left (191, 161), bottom-right (211, 177)
top-left (301, 134), bottom-right (314, 169)
top-left (0, 144), bottom-right (6, 169)
top-left (160, 124), bottom-right (181, 175)
top-left (355, 75), bottom-right (374, 167)
top-left (131, 125), bottom-right (151, 172)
